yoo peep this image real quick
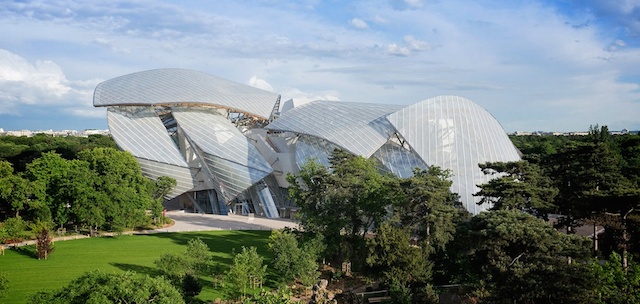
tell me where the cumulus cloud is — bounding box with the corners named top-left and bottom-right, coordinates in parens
top-left (279, 87), bottom-right (341, 110)
top-left (349, 18), bottom-right (369, 29)
top-left (403, 35), bottom-right (431, 51)
top-left (0, 49), bottom-right (97, 116)
top-left (386, 43), bottom-right (411, 56)
top-left (386, 36), bottom-right (430, 56)
top-left (248, 75), bottom-right (274, 92)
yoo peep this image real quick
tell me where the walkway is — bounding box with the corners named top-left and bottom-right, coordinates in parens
top-left (157, 210), bottom-right (298, 232)
top-left (3, 211), bottom-right (298, 248)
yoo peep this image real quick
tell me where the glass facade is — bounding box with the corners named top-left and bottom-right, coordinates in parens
top-left (96, 69), bottom-right (520, 216)
top-left (387, 95), bottom-right (521, 214)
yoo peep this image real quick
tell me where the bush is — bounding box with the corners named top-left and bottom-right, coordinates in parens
top-left (0, 217), bottom-right (27, 243)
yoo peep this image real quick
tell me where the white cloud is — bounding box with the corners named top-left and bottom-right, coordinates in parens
top-left (0, 49), bottom-right (98, 116)
top-left (606, 39), bottom-right (626, 52)
top-left (279, 87), bottom-right (341, 107)
top-left (403, 35), bottom-right (431, 51)
top-left (248, 75), bottom-right (274, 92)
top-left (349, 18), bottom-right (369, 29)
top-left (386, 43), bottom-right (411, 56)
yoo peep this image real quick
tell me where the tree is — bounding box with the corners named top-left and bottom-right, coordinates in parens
top-left (31, 220), bottom-right (54, 260)
top-left (475, 160), bottom-right (557, 216)
top-left (226, 246), bottom-right (267, 298)
top-left (448, 210), bottom-right (596, 303)
top-left (268, 229), bottom-right (321, 286)
top-left (591, 252), bottom-right (640, 304)
top-left (395, 166), bottom-right (464, 252)
top-left (151, 176), bottom-right (176, 223)
top-left (29, 270), bottom-right (184, 304)
top-left (155, 238), bottom-right (211, 280)
top-left (78, 148), bottom-right (155, 232)
top-left (0, 172), bottom-right (39, 218)
top-left (366, 223), bottom-right (432, 287)
top-left (287, 150), bottom-right (396, 265)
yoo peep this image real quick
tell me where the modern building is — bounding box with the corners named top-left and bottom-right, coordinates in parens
top-left (93, 68), bottom-right (520, 216)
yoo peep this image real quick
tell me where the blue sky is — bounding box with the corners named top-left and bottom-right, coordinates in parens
top-left (0, 0), bottom-right (638, 132)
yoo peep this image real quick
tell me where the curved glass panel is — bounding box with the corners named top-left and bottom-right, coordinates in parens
top-left (294, 136), bottom-right (335, 170)
top-left (107, 107), bottom-right (195, 199)
top-left (94, 68), bottom-right (279, 119)
top-left (372, 141), bottom-right (428, 178)
top-left (267, 101), bottom-right (402, 157)
top-left (387, 95), bottom-right (521, 214)
top-left (171, 107), bottom-right (273, 201)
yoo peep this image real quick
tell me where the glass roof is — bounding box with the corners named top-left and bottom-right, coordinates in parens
top-left (107, 107), bottom-right (189, 167)
top-left (94, 68), bottom-right (280, 119)
top-left (387, 95), bottom-right (521, 214)
top-left (107, 107), bottom-right (195, 198)
top-left (171, 107), bottom-right (273, 201)
top-left (266, 101), bottom-right (403, 157)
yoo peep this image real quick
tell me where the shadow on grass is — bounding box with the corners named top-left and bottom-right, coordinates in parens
top-left (111, 262), bottom-right (163, 277)
top-left (139, 230), bottom-right (272, 264)
top-left (12, 244), bottom-right (37, 259)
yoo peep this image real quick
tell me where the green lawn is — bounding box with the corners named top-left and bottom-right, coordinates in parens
top-left (0, 230), bottom-right (273, 303)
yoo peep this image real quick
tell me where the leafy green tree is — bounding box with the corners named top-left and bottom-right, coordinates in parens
top-left (25, 152), bottom-right (72, 225)
top-left (591, 252), bottom-right (640, 304)
top-left (0, 216), bottom-right (27, 242)
top-left (29, 270), bottom-right (184, 304)
top-left (227, 246), bottom-right (267, 298)
top-left (0, 172), bottom-right (39, 218)
top-left (155, 238), bottom-right (211, 280)
top-left (449, 210), bottom-right (596, 303)
top-left (288, 150), bottom-right (396, 265)
top-left (268, 229), bottom-right (321, 286)
top-left (475, 160), bottom-right (557, 216)
top-left (78, 148), bottom-right (155, 231)
top-left (151, 176), bottom-right (176, 223)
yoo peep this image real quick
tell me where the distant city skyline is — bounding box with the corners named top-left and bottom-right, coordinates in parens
top-left (1, 0), bottom-right (639, 132)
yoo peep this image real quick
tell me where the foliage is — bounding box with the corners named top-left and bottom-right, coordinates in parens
top-left (0, 134), bottom-right (116, 173)
top-left (395, 166), bottom-right (465, 252)
top-left (227, 246), bottom-right (267, 298)
top-left (28, 270), bottom-right (185, 304)
top-left (181, 273), bottom-right (202, 298)
top-left (288, 149), bottom-right (462, 270)
top-left (287, 150), bottom-right (396, 265)
top-left (389, 281), bottom-right (412, 304)
top-left (30, 220), bottom-right (54, 260)
top-left (151, 176), bottom-right (176, 219)
top-left (78, 148), bottom-right (156, 232)
top-left (448, 210), bottom-right (596, 303)
top-left (155, 238), bottom-right (211, 279)
top-left (0, 230), bottom-right (271, 303)
top-left (365, 223), bottom-right (431, 286)
top-left (0, 216), bottom-right (27, 242)
top-left (591, 252), bottom-right (640, 304)
top-left (268, 229), bottom-right (321, 286)
top-left (242, 287), bottom-right (295, 304)
top-left (475, 160), bottom-right (557, 215)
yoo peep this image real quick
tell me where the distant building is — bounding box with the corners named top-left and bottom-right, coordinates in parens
top-left (93, 68), bottom-right (521, 217)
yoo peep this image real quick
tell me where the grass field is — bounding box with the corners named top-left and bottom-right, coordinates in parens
top-left (0, 230), bottom-right (273, 303)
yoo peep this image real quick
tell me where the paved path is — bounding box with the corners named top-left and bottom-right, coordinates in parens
top-left (4, 211), bottom-right (298, 248)
top-left (157, 210), bottom-right (298, 232)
